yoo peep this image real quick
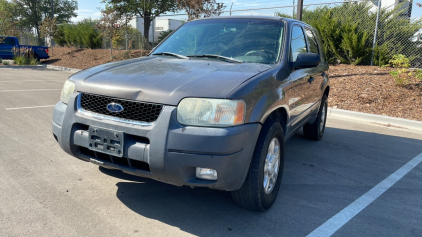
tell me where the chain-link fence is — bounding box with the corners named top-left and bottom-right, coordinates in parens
top-left (12, 0), bottom-right (422, 67)
top-left (153, 0), bottom-right (422, 67)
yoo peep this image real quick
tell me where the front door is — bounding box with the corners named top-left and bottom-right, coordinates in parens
top-left (304, 27), bottom-right (325, 109)
top-left (286, 25), bottom-right (314, 125)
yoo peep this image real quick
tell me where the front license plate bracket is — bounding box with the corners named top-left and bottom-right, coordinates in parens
top-left (88, 126), bottom-right (124, 157)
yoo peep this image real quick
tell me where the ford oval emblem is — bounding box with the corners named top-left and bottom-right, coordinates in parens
top-left (106, 103), bottom-right (124, 113)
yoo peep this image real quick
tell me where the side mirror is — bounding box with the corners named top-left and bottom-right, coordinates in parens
top-left (294, 53), bottom-right (320, 70)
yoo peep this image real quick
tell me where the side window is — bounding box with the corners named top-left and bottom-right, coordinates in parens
top-left (5, 38), bottom-right (16, 46)
top-left (305, 29), bottom-right (319, 54)
top-left (291, 26), bottom-right (307, 62)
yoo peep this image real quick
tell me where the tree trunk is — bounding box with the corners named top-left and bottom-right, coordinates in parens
top-left (35, 22), bottom-right (41, 45)
top-left (144, 14), bottom-right (151, 43)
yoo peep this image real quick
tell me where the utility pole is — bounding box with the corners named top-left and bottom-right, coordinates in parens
top-left (296, 0), bottom-right (303, 21)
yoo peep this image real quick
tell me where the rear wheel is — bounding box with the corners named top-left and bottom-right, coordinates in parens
top-left (231, 120), bottom-right (285, 211)
top-left (303, 95), bottom-right (328, 140)
top-left (33, 53), bottom-right (40, 62)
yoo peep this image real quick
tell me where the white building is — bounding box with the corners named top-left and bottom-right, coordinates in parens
top-left (365, 0), bottom-right (413, 18)
top-left (129, 17), bottom-right (183, 43)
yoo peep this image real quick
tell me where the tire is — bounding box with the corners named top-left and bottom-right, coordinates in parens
top-left (231, 120), bottom-right (285, 211)
top-left (33, 53), bottom-right (40, 62)
top-left (303, 95), bottom-right (328, 141)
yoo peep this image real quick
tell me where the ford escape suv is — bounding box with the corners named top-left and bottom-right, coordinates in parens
top-left (52, 16), bottom-right (329, 211)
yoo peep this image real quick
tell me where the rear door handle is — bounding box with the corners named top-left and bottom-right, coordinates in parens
top-left (308, 77), bottom-right (315, 83)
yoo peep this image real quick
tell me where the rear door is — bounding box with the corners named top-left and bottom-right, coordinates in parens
top-left (286, 25), bottom-right (314, 124)
top-left (304, 27), bottom-right (325, 108)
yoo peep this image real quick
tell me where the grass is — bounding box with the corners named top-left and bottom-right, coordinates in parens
top-left (14, 55), bottom-right (30, 65)
top-left (29, 57), bottom-right (39, 65)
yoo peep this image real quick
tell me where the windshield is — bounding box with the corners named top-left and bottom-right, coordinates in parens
top-left (152, 18), bottom-right (285, 64)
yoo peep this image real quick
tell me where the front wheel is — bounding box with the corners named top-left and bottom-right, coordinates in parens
top-left (231, 120), bottom-right (285, 211)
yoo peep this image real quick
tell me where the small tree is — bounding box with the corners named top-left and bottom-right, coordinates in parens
top-left (97, 7), bottom-right (125, 59)
top-left (177, 0), bottom-right (225, 21)
top-left (0, 0), bottom-right (23, 38)
top-left (39, 17), bottom-right (58, 55)
top-left (102, 0), bottom-right (177, 43)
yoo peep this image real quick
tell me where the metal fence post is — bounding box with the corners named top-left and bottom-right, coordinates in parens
top-left (370, 0), bottom-right (382, 66)
top-left (296, 0), bottom-right (303, 21)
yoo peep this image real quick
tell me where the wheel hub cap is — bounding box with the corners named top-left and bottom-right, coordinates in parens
top-left (263, 137), bottom-right (280, 194)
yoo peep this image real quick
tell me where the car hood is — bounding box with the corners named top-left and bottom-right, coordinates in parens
top-left (69, 56), bottom-right (273, 105)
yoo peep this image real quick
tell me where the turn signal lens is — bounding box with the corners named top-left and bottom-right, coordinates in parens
top-left (177, 98), bottom-right (246, 127)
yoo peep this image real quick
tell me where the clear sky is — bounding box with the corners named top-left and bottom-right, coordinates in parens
top-left (72, 0), bottom-right (105, 22)
top-left (71, 0), bottom-right (422, 22)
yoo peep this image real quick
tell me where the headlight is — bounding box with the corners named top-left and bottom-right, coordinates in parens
top-left (177, 98), bottom-right (245, 127)
top-left (60, 80), bottom-right (76, 104)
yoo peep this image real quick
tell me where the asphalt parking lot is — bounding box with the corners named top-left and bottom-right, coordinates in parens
top-left (0, 67), bottom-right (421, 237)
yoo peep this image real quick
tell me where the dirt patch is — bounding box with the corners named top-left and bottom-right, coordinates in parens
top-left (40, 47), bottom-right (150, 70)
top-left (40, 48), bottom-right (422, 122)
top-left (328, 64), bottom-right (422, 122)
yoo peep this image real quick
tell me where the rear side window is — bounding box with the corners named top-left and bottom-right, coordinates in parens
top-left (1, 38), bottom-right (16, 46)
top-left (290, 26), bottom-right (307, 62)
top-left (305, 28), bottom-right (319, 54)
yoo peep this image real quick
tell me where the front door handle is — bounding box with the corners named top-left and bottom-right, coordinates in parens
top-left (308, 77), bottom-right (315, 83)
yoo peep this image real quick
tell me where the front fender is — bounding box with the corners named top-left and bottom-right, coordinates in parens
top-left (227, 64), bottom-right (291, 124)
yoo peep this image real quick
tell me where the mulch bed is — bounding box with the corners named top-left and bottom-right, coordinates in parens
top-left (40, 47), bottom-right (150, 70)
top-left (39, 47), bottom-right (422, 122)
top-left (328, 64), bottom-right (422, 122)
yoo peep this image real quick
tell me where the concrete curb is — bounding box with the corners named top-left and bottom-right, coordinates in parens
top-left (328, 108), bottom-right (422, 131)
top-left (45, 65), bottom-right (81, 73)
top-left (1, 63), bottom-right (81, 73)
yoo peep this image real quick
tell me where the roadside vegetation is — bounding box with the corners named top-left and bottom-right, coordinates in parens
top-left (277, 2), bottom-right (422, 66)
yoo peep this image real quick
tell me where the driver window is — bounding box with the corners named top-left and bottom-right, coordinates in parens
top-left (291, 26), bottom-right (307, 62)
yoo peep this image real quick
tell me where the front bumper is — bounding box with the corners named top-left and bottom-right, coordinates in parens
top-left (52, 93), bottom-right (261, 191)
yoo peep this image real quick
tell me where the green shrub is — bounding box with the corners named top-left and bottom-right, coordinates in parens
top-left (388, 54), bottom-right (411, 86)
top-left (79, 20), bottom-right (103, 48)
top-left (54, 19), bottom-right (103, 49)
top-left (29, 57), bottom-right (39, 65)
top-left (0, 57), bottom-right (2, 63)
top-left (373, 44), bottom-right (391, 67)
top-left (111, 27), bottom-right (144, 50)
top-left (14, 55), bottom-right (29, 65)
top-left (2, 60), bottom-right (9, 65)
top-left (340, 22), bottom-right (370, 65)
top-left (280, 2), bottom-right (422, 65)
top-left (122, 51), bottom-right (131, 59)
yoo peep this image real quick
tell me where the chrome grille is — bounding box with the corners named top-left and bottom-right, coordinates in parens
top-left (80, 93), bottom-right (163, 123)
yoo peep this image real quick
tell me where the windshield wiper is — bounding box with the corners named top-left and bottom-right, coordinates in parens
top-left (152, 52), bottom-right (188, 59)
top-left (187, 54), bottom-right (243, 63)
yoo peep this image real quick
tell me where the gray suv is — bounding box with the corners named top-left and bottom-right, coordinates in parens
top-left (53, 16), bottom-right (329, 211)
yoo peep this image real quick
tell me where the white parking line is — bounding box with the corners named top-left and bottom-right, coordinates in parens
top-left (0, 89), bottom-right (61, 92)
top-left (307, 152), bottom-right (422, 237)
top-left (5, 105), bottom-right (56, 110)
